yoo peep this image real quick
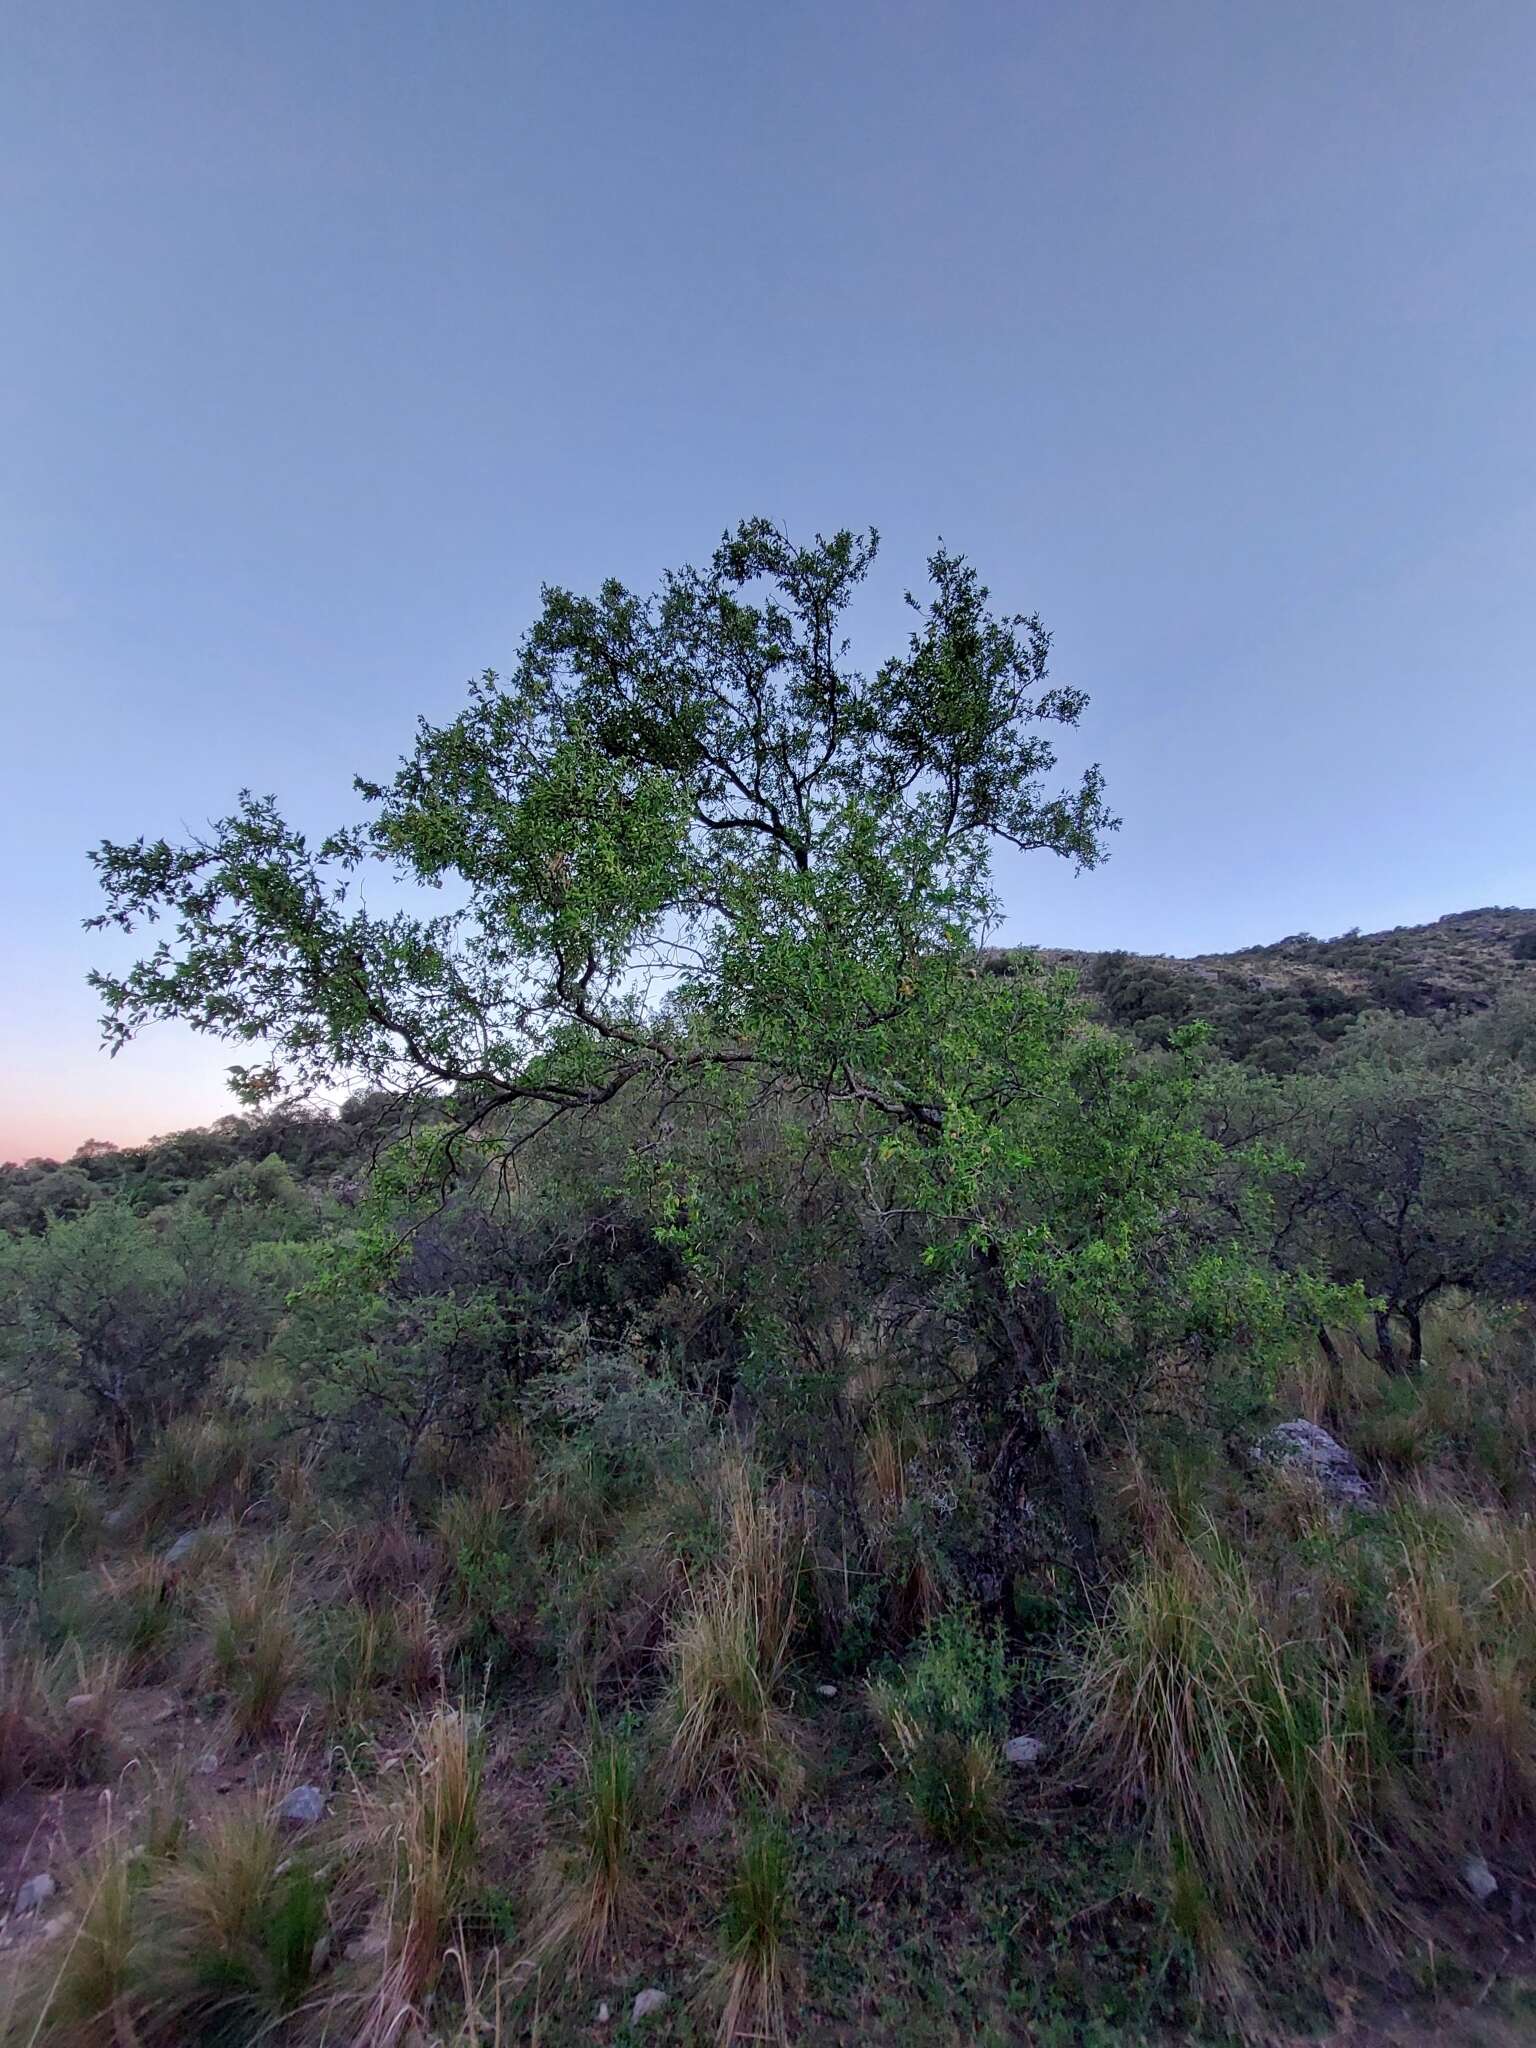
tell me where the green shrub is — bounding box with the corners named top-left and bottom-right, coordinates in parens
top-left (869, 1609), bottom-right (1012, 1846)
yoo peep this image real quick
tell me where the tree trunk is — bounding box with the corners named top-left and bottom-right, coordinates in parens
top-left (1374, 1308), bottom-right (1399, 1373)
top-left (1404, 1306), bottom-right (1424, 1369)
top-left (1316, 1324), bottom-right (1345, 1404)
top-left (978, 1249), bottom-right (1100, 1583)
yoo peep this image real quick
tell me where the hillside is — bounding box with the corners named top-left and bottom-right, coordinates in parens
top-left (1009, 905), bottom-right (1536, 1071)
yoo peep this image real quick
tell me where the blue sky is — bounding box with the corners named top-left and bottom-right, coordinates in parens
top-left (3, 0), bottom-right (1534, 1159)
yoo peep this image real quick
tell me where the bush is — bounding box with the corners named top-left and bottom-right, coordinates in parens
top-left (869, 1609), bottom-right (1012, 1846)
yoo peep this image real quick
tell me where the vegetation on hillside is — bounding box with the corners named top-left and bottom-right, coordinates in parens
top-left (2, 521), bottom-right (1534, 2044)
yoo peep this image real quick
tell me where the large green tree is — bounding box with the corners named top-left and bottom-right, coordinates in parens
top-left (90, 521), bottom-right (1300, 1573)
top-left (90, 522), bottom-right (1110, 1132)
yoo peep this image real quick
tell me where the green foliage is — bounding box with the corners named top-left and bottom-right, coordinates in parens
top-left (871, 1610), bottom-right (1012, 1845)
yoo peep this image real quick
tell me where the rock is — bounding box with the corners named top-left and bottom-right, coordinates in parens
top-left (40, 1913), bottom-right (72, 1941)
top-left (277, 1784), bottom-right (327, 1827)
top-left (164, 1530), bottom-right (203, 1565)
top-left (1463, 1855), bottom-right (1498, 1903)
top-left (816, 1683), bottom-right (838, 1698)
top-left (196, 1750), bottom-right (221, 1775)
top-left (1259, 1420), bottom-right (1374, 1506)
top-left (102, 1507), bottom-right (130, 1532)
top-left (631, 1987), bottom-right (668, 2022)
top-left (596, 2003), bottom-right (611, 2025)
top-left (65, 1692), bottom-right (98, 1714)
top-left (15, 1873), bottom-right (56, 1914)
top-left (1004, 1734), bottom-right (1046, 1766)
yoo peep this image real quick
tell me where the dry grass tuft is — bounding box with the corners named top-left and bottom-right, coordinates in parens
top-left (351, 1702), bottom-right (483, 2046)
top-left (1072, 1527), bottom-right (1394, 1944)
top-left (522, 1727), bottom-right (642, 1975)
top-left (201, 1551), bottom-right (310, 1742)
top-left (660, 1462), bottom-right (805, 1805)
top-left (3, 1830), bottom-right (141, 2047)
top-left (0, 1641), bottom-right (120, 1795)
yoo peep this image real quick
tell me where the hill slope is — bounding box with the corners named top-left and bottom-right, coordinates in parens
top-left (1018, 905), bottom-right (1536, 1070)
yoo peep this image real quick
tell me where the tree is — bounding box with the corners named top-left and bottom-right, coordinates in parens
top-left (89, 519), bottom-right (1296, 1572)
top-left (0, 1199), bottom-right (278, 1460)
top-left (1213, 1013), bottom-right (1536, 1369)
top-left (89, 521), bottom-right (1111, 1138)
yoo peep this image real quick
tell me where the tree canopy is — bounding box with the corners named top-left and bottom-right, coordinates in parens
top-left (89, 521), bottom-right (1113, 1134)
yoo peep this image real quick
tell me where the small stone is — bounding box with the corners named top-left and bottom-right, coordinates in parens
top-left (596, 2002), bottom-right (611, 2025)
top-left (631, 1987), bottom-right (668, 2022)
top-left (65, 1692), bottom-right (97, 1714)
top-left (816, 1683), bottom-right (838, 1698)
top-left (1463, 1855), bottom-right (1498, 1903)
top-left (277, 1784), bottom-right (327, 1827)
top-left (41, 1914), bottom-right (72, 1941)
top-left (15, 1873), bottom-right (56, 1914)
top-left (1004, 1734), bottom-right (1046, 1766)
top-left (102, 1507), bottom-right (130, 1532)
top-left (196, 1750), bottom-right (221, 1775)
top-left (164, 1530), bottom-right (202, 1565)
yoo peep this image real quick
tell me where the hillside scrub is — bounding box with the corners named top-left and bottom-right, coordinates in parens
top-left (0, 520), bottom-right (1533, 2039)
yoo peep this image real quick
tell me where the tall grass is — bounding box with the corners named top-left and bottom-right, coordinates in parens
top-left (143, 1797), bottom-right (329, 2043)
top-left (709, 1810), bottom-right (794, 2047)
top-left (202, 1553), bottom-right (310, 1741)
top-left (354, 1703), bottom-right (483, 2046)
top-left (1072, 1528), bottom-right (1394, 1942)
top-left (1385, 1492), bottom-right (1536, 1838)
top-left (661, 1462), bottom-right (805, 1804)
top-left (0, 1641), bottom-right (120, 1795)
top-left (3, 1832), bottom-right (141, 2048)
top-left (523, 1727), bottom-right (642, 1973)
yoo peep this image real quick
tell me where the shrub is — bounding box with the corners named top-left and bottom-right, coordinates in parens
top-left (869, 1609), bottom-right (1011, 1846)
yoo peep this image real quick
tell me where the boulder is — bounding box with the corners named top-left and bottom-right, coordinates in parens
top-left (1259, 1420), bottom-right (1373, 1506)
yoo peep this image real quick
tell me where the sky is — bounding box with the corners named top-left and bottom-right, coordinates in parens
top-left (3, 0), bottom-right (1534, 1161)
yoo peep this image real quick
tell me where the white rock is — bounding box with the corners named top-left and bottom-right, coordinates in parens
top-left (1259, 1420), bottom-right (1374, 1506)
top-left (1463, 1855), bottom-right (1498, 1903)
top-left (632, 1987), bottom-right (668, 2022)
top-left (277, 1783), bottom-right (327, 1827)
top-left (41, 1914), bottom-right (72, 1941)
top-left (1004, 1734), bottom-right (1046, 1766)
top-left (164, 1530), bottom-right (202, 1565)
top-left (15, 1873), bottom-right (56, 1914)
top-left (196, 1750), bottom-right (221, 1775)
top-left (65, 1692), bottom-right (97, 1713)
top-left (816, 1683), bottom-right (838, 1698)
top-left (596, 2003), bottom-right (611, 2024)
